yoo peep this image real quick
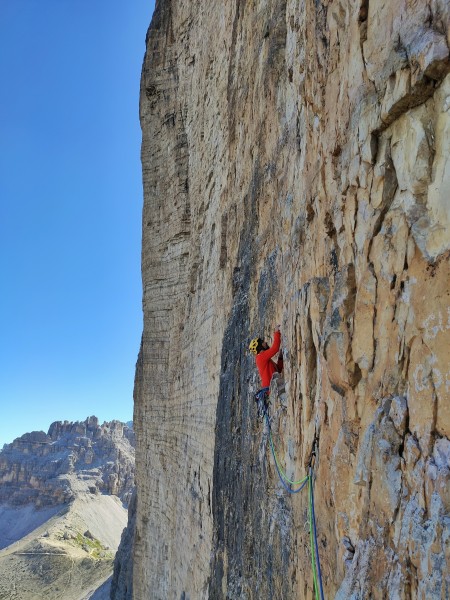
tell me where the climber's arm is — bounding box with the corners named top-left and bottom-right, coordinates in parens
top-left (261, 329), bottom-right (281, 360)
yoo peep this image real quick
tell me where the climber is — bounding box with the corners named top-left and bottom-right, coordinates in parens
top-left (249, 325), bottom-right (284, 387)
top-left (249, 326), bottom-right (284, 416)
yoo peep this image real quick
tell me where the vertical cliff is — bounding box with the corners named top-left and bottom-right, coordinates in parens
top-left (114, 1), bottom-right (450, 598)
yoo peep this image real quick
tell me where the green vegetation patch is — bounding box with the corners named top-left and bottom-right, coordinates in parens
top-left (72, 531), bottom-right (113, 560)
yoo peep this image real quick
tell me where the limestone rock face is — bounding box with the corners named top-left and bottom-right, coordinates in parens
top-left (117, 0), bottom-right (450, 598)
top-left (0, 417), bottom-right (135, 507)
top-left (111, 488), bottom-right (136, 600)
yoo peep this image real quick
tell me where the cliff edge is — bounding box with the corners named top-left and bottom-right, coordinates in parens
top-left (114, 1), bottom-right (450, 598)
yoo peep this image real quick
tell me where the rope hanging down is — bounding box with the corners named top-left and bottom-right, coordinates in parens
top-left (265, 410), bottom-right (308, 493)
top-left (261, 396), bottom-right (325, 600)
top-left (309, 467), bottom-right (325, 600)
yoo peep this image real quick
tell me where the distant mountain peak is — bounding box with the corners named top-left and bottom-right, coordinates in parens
top-left (0, 417), bottom-right (135, 508)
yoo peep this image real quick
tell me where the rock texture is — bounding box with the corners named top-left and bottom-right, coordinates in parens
top-left (0, 417), bottom-right (135, 507)
top-left (110, 489), bottom-right (136, 600)
top-left (115, 1), bottom-right (450, 598)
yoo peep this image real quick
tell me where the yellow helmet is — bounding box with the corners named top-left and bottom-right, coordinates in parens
top-left (249, 338), bottom-right (260, 355)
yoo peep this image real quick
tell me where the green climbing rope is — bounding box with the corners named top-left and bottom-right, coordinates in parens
top-left (308, 474), bottom-right (320, 600)
top-left (259, 392), bottom-right (325, 598)
top-left (267, 421), bottom-right (308, 487)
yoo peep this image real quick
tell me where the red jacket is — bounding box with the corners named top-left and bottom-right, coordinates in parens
top-left (255, 330), bottom-right (282, 388)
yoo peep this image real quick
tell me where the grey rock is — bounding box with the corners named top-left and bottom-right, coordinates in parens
top-left (111, 488), bottom-right (136, 600)
top-left (342, 536), bottom-right (355, 553)
top-left (0, 417), bottom-right (135, 508)
top-left (389, 396), bottom-right (408, 435)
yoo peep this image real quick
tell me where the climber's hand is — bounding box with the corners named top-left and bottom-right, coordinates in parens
top-left (275, 324), bottom-right (281, 332)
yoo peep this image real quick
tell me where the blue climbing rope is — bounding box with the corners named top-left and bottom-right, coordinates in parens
top-left (258, 389), bottom-right (326, 598)
top-left (310, 467), bottom-right (325, 600)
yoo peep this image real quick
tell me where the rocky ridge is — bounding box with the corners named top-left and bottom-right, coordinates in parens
top-left (114, 1), bottom-right (450, 599)
top-left (0, 416), bottom-right (135, 508)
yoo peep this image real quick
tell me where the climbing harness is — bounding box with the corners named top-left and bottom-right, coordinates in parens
top-left (254, 387), bottom-right (270, 418)
top-left (256, 388), bottom-right (325, 600)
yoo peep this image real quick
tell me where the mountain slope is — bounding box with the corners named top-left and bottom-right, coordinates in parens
top-left (0, 417), bottom-right (135, 600)
top-left (0, 495), bottom-right (127, 600)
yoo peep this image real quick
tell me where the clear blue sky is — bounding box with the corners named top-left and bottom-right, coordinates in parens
top-left (0, 0), bottom-right (155, 447)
